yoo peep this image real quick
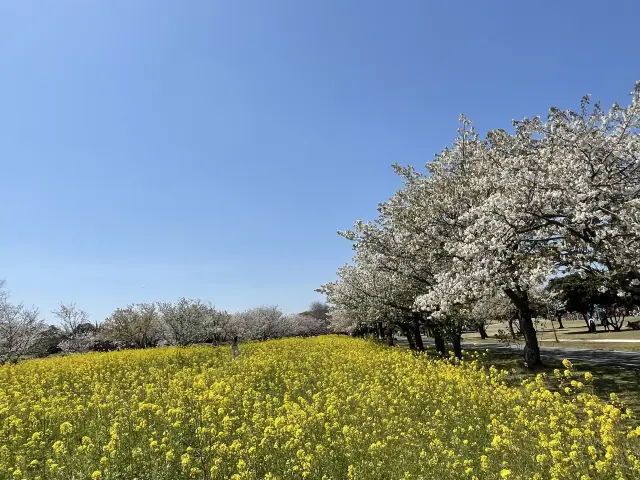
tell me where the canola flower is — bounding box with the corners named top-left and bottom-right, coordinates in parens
top-left (0, 336), bottom-right (639, 479)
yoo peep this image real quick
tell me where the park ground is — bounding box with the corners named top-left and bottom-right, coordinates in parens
top-left (466, 316), bottom-right (640, 351)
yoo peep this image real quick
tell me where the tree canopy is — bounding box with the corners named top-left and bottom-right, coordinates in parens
top-left (321, 83), bottom-right (640, 365)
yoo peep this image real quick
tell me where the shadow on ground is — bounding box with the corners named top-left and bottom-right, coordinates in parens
top-left (564, 329), bottom-right (633, 336)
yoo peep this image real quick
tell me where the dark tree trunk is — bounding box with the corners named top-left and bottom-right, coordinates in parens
top-left (505, 288), bottom-right (543, 367)
top-left (433, 328), bottom-right (446, 356)
top-left (478, 323), bottom-right (488, 339)
top-left (508, 317), bottom-right (517, 339)
top-left (582, 313), bottom-right (590, 329)
top-left (612, 315), bottom-right (623, 331)
top-left (376, 322), bottom-right (384, 340)
top-left (386, 324), bottom-right (394, 347)
top-left (411, 315), bottom-right (425, 352)
top-left (400, 324), bottom-right (416, 350)
top-left (451, 333), bottom-right (462, 359)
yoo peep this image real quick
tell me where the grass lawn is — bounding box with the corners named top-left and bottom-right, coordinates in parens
top-left (541, 341), bottom-right (640, 351)
top-left (461, 317), bottom-right (640, 351)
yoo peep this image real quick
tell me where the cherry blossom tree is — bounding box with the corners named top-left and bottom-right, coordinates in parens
top-left (230, 305), bottom-right (287, 340)
top-left (0, 281), bottom-right (46, 362)
top-left (319, 247), bottom-right (429, 351)
top-left (102, 303), bottom-right (165, 348)
top-left (158, 298), bottom-right (230, 346)
top-left (327, 308), bottom-right (359, 335)
top-left (52, 302), bottom-right (91, 336)
top-left (417, 85), bottom-right (640, 365)
top-left (322, 82), bottom-right (640, 367)
top-left (413, 117), bottom-right (556, 365)
top-left (320, 161), bottom-right (458, 352)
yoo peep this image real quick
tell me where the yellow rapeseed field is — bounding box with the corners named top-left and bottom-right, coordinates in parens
top-left (0, 336), bottom-right (639, 480)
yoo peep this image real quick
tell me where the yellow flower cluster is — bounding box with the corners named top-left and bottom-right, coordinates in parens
top-left (0, 336), bottom-right (638, 479)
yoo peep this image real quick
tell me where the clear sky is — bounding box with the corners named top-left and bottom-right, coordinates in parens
top-left (1, 1), bottom-right (639, 324)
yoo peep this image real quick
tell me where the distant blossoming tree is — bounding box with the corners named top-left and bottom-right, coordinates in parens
top-left (0, 280), bottom-right (46, 361)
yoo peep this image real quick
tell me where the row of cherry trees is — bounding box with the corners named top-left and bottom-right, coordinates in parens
top-left (0, 281), bottom-right (331, 361)
top-left (321, 82), bottom-right (640, 366)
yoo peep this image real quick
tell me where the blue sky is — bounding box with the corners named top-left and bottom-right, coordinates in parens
top-left (1, 1), bottom-right (639, 323)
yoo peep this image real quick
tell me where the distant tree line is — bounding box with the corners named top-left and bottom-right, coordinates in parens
top-left (0, 280), bottom-right (331, 363)
top-left (548, 271), bottom-right (640, 331)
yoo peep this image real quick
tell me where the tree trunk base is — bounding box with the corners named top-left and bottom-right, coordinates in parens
top-left (523, 345), bottom-right (542, 368)
top-left (505, 288), bottom-right (543, 368)
top-left (478, 324), bottom-right (488, 339)
top-left (433, 331), bottom-right (446, 356)
top-left (451, 335), bottom-right (462, 359)
top-left (386, 325), bottom-right (394, 347)
top-left (401, 325), bottom-right (416, 350)
top-left (411, 316), bottom-right (425, 352)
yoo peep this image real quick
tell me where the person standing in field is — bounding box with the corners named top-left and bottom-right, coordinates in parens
top-left (231, 336), bottom-right (240, 359)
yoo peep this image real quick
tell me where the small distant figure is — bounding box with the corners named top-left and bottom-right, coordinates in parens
top-left (231, 336), bottom-right (240, 359)
top-left (589, 319), bottom-right (597, 333)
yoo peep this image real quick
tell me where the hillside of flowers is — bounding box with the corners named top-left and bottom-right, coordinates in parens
top-left (0, 336), bottom-right (638, 480)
